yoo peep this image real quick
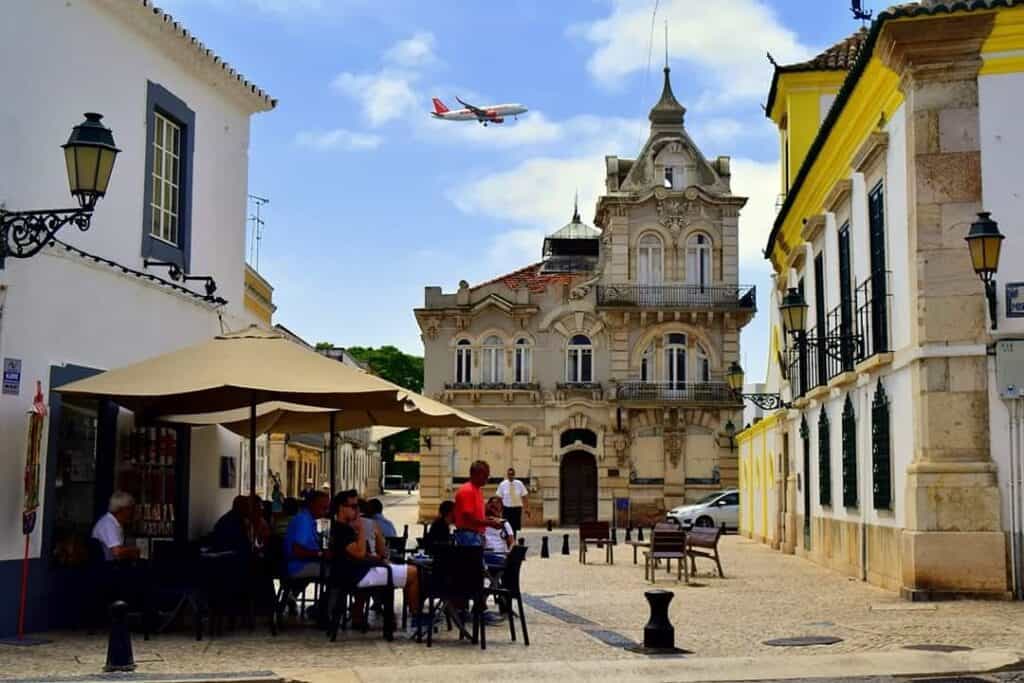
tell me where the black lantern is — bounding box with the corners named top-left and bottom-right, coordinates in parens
top-left (63, 113), bottom-right (121, 209)
top-left (1, 112), bottom-right (119, 259)
top-left (780, 287), bottom-right (809, 335)
top-left (964, 212), bottom-right (1004, 330)
top-left (726, 361), bottom-right (745, 392)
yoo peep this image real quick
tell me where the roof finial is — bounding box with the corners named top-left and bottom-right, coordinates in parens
top-left (572, 190), bottom-right (580, 223)
top-left (664, 19), bottom-right (669, 70)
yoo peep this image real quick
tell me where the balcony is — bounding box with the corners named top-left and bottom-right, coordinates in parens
top-left (615, 381), bottom-right (741, 406)
top-left (787, 271), bottom-right (891, 400)
top-left (596, 284), bottom-right (756, 310)
top-left (444, 382), bottom-right (540, 392)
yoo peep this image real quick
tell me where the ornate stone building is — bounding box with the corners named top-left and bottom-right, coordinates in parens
top-left (415, 68), bottom-right (755, 525)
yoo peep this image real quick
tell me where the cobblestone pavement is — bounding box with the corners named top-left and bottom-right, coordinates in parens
top-left (2, 493), bottom-right (1022, 680)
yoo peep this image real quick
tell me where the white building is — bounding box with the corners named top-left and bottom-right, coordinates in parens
top-left (0, 1), bottom-right (274, 634)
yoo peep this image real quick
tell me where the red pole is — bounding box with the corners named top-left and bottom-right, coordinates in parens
top-left (17, 535), bottom-right (29, 639)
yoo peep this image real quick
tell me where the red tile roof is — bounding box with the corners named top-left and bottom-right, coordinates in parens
top-left (472, 262), bottom-right (577, 294)
top-left (781, 28), bottom-right (869, 73)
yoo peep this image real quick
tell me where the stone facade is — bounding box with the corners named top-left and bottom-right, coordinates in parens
top-left (415, 69), bottom-right (753, 525)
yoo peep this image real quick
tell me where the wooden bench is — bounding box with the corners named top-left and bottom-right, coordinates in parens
top-left (643, 526), bottom-right (688, 584)
top-left (686, 527), bottom-right (725, 578)
top-left (578, 521), bottom-right (614, 564)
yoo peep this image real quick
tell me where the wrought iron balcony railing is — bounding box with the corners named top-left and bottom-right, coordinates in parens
top-left (615, 381), bottom-right (741, 405)
top-left (856, 270), bottom-right (891, 360)
top-left (555, 382), bottom-right (602, 392)
top-left (596, 284), bottom-right (756, 310)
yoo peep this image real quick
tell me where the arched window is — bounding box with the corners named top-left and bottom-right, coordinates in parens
top-left (640, 343), bottom-right (654, 383)
top-left (695, 343), bottom-right (710, 383)
top-left (686, 233), bottom-right (712, 287)
top-left (455, 339), bottom-right (472, 384)
top-left (566, 334), bottom-right (593, 384)
top-left (665, 333), bottom-right (687, 387)
top-left (514, 338), bottom-right (532, 384)
top-left (637, 233), bottom-right (663, 285)
top-left (482, 335), bottom-right (504, 384)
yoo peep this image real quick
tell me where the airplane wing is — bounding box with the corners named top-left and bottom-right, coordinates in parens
top-left (456, 97), bottom-right (488, 117)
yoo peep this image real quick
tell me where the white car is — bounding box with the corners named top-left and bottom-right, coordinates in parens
top-left (666, 490), bottom-right (740, 531)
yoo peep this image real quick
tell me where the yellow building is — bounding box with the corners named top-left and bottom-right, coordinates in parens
top-left (740, 0), bottom-right (1022, 598)
top-left (244, 263), bottom-right (276, 327)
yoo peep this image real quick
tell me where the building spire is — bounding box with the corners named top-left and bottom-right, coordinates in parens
top-left (572, 190), bottom-right (580, 223)
top-left (649, 23), bottom-right (686, 128)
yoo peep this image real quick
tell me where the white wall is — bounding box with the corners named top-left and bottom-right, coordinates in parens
top-left (884, 104), bottom-right (911, 351)
top-left (0, 2), bottom-right (267, 562)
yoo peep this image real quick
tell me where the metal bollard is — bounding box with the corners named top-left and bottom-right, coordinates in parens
top-left (546, 519), bottom-right (553, 532)
top-left (720, 521), bottom-right (727, 536)
top-left (561, 534), bottom-right (570, 555)
top-left (612, 527), bottom-right (618, 543)
top-left (540, 536), bottom-right (550, 558)
top-left (642, 589), bottom-right (676, 650)
top-left (637, 526), bottom-right (645, 542)
top-left (626, 526), bottom-right (633, 541)
top-left (518, 537), bottom-right (526, 547)
top-left (104, 601), bottom-right (135, 672)
top-left (403, 524), bottom-right (409, 539)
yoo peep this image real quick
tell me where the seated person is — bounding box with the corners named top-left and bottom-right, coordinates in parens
top-left (330, 490), bottom-right (423, 629)
top-left (424, 500), bottom-right (455, 551)
top-left (368, 498), bottom-right (398, 538)
top-left (482, 496), bottom-right (514, 568)
top-left (274, 497), bottom-right (300, 537)
top-left (212, 495), bottom-right (254, 557)
top-left (92, 491), bottom-right (141, 561)
top-left (358, 498), bottom-right (387, 561)
top-left (284, 491), bottom-right (331, 580)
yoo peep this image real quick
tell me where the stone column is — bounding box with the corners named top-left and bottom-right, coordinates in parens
top-left (882, 15), bottom-right (1008, 598)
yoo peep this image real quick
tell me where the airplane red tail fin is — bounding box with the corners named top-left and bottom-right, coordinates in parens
top-left (431, 97), bottom-right (449, 114)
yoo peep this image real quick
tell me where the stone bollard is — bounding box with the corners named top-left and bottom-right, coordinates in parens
top-left (546, 519), bottom-right (553, 532)
top-left (637, 526), bottom-right (645, 542)
top-left (518, 537), bottom-right (526, 547)
top-left (403, 524), bottom-right (409, 539)
top-left (720, 521), bottom-right (727, 536)
top-left (540, 536), bottom-right (550, 558)
top-left (642, 589), bottom-right (676, 650)
top-left (561, 534), bottom-right (570, 555)
top-left (626, 526), bottom-right (633, 541)
top-left (104, 601), bottom-right (135, 672)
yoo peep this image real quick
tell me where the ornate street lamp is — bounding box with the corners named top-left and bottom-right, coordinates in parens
top-left (1, 113), bottom-right (120, 259)
top-left (964, 211), bottom-right (1004, 330)
top-left (779, 287), bottom-right (809, 334)
top-left (727, 361), bottom-right (790, 411)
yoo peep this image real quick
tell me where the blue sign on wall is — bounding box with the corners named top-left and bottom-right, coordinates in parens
top-left (3, 357), bottom-right (21, 396)
top-left (1007, 282), bottom-right (1024, 318)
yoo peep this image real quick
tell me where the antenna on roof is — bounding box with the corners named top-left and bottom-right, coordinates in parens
top-left (851, 0), bottom-right (872, 25)
top-left (247, 194), bottom-right (270, 271)
top-left (766, 52), bottom-right (778, 68)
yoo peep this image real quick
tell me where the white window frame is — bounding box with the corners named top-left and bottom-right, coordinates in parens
top-left (239, 439), bottom-right (268, 498)
top-left (566, 334), bottom-right (593, 384)
top-left (455, 339), bottom-right (472, 384)
top-left (150, 112), bottom-right (182, 246)
top-left (686, 233), bottom-right (712, 287)
top-left (696, 344), bottom-right (710, 383)
top-left (482, 336), bottom-right (504, 384)
top-left (665, 333), bottom-right (687, 387)
top-left (637, 233), bottom-right (664, 285)
top-left (514, 338), bottom-right (532, 383)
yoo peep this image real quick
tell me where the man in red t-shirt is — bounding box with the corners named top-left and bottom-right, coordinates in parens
top-left (453, 460), bottom-right (503, 546)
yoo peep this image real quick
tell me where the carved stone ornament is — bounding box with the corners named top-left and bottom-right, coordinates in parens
top-left (422, 317), bottom-right (441, 340)
top-left (611, 431), bottom-right (631, 466)
top-left (656, 198), bottom-right (687, 235)
top-left (664, 428), bottom-right (685, 468)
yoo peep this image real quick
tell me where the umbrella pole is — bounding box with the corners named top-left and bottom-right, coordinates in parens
top-left (329, 413), bottom-right (337, 497)
top-left (249, 398), bottom-right (257, 499)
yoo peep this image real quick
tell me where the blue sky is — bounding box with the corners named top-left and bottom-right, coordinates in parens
top-left (160, 0), bottom-right (863, 382)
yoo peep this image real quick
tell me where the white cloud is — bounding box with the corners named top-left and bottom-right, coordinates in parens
top-left (294, 128), bottom-right (382, 150)
top-left (331, 69), bottom-right (420, 127)
top-left (385, 31), bottom-right (438, 67)
top-left (572, 0), bottom-right (815, 106)
top-left (729, 158), bottom-right (780, 268)
top-left (488, 228), bottom-right (547, 270)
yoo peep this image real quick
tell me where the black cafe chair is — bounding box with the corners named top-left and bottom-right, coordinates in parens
top-left (422, 545), bottom-right (487, 649)
top-left (484, 545), bottom-right (529, 646)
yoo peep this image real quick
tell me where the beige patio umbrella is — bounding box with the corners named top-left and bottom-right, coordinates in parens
top-left (56, 326), bottom-right (488, 496)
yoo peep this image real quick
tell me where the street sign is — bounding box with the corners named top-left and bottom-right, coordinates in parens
top-left (3, 358), bottom-right (22, 396)
top-left (1006, 282), bottom-right (1024, 318)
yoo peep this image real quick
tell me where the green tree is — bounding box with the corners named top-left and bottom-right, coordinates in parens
top-left (342, 345), bottom-right (424, 460)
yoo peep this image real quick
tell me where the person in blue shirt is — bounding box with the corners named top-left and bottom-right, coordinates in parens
top-left (368, 498), bottom-right (398, 538)
top-left (285, 491), bottom-right (330, 579)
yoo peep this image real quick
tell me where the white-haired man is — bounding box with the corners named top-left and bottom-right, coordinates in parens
top-left (92, 491), bottom-right (141, 561)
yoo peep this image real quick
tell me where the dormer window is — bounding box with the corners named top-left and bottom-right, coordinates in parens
top-left (664, 167), bottom-right (674, 189)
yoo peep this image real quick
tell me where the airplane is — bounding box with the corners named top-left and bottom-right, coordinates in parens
top-left (430, 97), bottom-right (528, 126)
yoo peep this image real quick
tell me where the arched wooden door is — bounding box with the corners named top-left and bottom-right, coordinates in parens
top-left (560, 451), bottom-right (598, 525)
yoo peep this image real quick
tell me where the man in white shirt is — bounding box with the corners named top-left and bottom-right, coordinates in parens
top-left (91, 491), bottom-right (141, 561)
top-left (496, 468), bottom-right (529, 535)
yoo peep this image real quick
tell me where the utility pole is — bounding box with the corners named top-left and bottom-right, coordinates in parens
top-left (248, 194), bottom-right (269, 270)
